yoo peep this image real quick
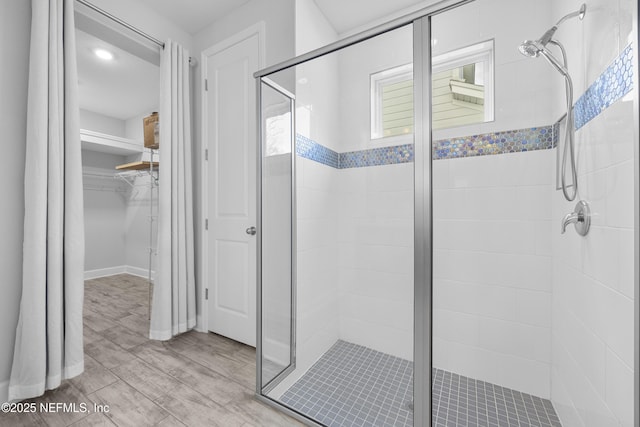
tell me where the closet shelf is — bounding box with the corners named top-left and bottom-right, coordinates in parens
top-left (115, 161), bottom-right (159, 171)
top-left (80, 129), bottom-right (144, 156)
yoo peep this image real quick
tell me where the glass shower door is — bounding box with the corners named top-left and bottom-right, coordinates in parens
top-left (258, 78), bottom-right (295, 391)
top-left (258, 22), bottom-right (417, 426)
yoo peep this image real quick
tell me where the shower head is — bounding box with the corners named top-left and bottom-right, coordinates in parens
top-left (518, 40), bottom-right (543, 58)
top-left (519, 6), bottom-right (585, 204)
top-left (518, 4), bottom-right (586, 59)
top-left (518, 40), bottom-right (569, 77)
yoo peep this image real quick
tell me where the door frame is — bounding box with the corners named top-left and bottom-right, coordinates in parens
top-left (199, 22), bottom-right (266, 334)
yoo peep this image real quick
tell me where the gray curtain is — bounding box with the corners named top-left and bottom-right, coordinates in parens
top-left (9, 0), bottom-right (85, 401)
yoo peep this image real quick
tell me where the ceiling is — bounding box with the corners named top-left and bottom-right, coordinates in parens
top-left (134, 0), bottom-right (251, 35)
top-left (76, 29), bottom-right (159, 121)
top-left (313, 0), bottom-right (431, 34)
top-left (126, 0), bottom-right (429, 36)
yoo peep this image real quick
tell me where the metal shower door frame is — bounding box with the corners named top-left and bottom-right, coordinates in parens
top-left (256, 76), bottom-right (298, 396)
top-left (633, 2), bottom-right (640, 426)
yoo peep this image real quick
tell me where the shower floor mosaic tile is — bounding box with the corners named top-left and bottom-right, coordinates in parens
top-left (280, 340), bottom-right (562, 427)
top-left (281, 340), bottom-right (413, 426)
top-left (432, 369), bottom-right (562, 427)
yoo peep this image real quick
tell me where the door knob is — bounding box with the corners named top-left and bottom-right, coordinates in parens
top-left (246, 226), bottom-right (257, 236)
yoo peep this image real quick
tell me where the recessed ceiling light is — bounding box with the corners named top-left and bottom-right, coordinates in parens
top-left (94, 49), bottom-right (114, 61)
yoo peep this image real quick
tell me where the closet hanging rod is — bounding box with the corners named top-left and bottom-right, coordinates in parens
top-left (75, 0), bottom-right (164, 48)
top-left (74, 0), bottom-right (197, 65)
top-left (83, 171), bottom-right (117, 179)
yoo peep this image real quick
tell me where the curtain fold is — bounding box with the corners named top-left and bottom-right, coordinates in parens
top-left (150, 40), bottom-right (196, 340)
top-left (9, 0), bottom-right (84, 401)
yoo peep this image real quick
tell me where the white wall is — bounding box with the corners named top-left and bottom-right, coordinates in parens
top-left (124, 112), bottom-right (149, 142)
top-left (0, 0), bottom-right (30, 404)
top-left (80, 109), bottom-right (126, 137)
top-left (433, 150), bottom-right (554, 397)
top-left (549, 1), bottom-right (636, 425)
top-left (82, 151), bottom-right (127, 274)
top-left (296, 156), bottom-right (341, 373)
top-left (337, 163), bottom-right (415, 360)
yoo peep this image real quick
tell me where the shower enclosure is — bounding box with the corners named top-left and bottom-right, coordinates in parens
top-left (255, 0), bottom-right (639, 426)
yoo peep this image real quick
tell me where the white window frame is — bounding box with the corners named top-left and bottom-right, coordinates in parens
top-left (370, 39), bottom-right (494, 140)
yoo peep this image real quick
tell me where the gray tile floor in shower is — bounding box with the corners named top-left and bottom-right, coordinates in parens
top-left (280, 340), bottom-right (562, 427)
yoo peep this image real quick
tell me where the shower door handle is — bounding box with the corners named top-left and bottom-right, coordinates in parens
top-left (246, 226), bottom-right (257, 236)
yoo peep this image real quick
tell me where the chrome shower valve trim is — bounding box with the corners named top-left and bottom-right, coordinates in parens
top-left (561, 200), bottom-right (591, 236)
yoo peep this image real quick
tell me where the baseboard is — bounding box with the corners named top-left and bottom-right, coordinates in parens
top-left (0, 379), bottom-right (8, 404)
top-left (125, 265), bottom-right (154, 279)
top-left (84, 266), bottom-right (154, 280)
top-left (84, 266), bottom-right (126, 280)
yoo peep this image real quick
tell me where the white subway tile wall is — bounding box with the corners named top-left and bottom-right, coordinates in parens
top-left (294, 156), bottom-right (341, 378)
top-left (433, 149), bottom-right (555, 398)
top-left (337, 163), bottom-right (414, 361)
top-left (549, 0), bottom-right (635, 425)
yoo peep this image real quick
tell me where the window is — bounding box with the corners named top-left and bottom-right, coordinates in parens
top-left (432, 39), bottom-right (494, 130)
top-left (370, 40), bottom-right (494, 139)
top-left (370, 64), bottom-right (414, 139)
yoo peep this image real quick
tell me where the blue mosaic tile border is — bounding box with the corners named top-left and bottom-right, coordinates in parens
top-left (340, 144), bottom-right (413, 168)
top-left (574, 44), bottom-right (633, 129)
top-left (295, 125), bottom-right (555, 168)
top-left (432, 125), bottom-right (556, 160)
top-left (296, 134), bottom-right (339, 168)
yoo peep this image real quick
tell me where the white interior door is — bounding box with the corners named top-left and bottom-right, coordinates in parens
top-left (205, 31), bottom-right (260, 347)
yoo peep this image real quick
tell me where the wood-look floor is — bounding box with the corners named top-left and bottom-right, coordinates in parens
top-left (1, 274), bottom-right (302, 427)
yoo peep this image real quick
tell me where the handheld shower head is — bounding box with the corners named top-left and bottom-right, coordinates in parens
top-left (518, 40), bottom-right (569, 76)
top-left (517, 5), bottom-right (586, 203)
top-left (518, 40), bottom-right (542, 58)
top-left (518, 3), bottom-right (586, 60)
top-left (518, 25), bottom-right (558, 58)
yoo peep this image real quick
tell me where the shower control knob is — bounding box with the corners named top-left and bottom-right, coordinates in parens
top-left (246, 226), bottom-right (257, 236)
top-left (560, 200), bottom-right (590, 236)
